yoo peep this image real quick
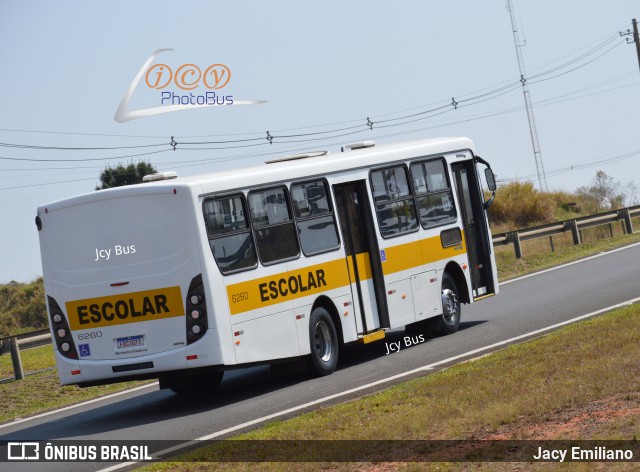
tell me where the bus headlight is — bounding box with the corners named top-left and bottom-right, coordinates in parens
top-left (191, 324), bottom-right (202, 335)
top-left (53, 313), bottom-right (63, 323)
top-left (190, 294), bottom-right (201, 305)
top-left (57, 328), bottom-right (66, 338)
top-left (61, 342), bottom-right (70, 352)
top-left (191, 309), bottom-right (201, 320)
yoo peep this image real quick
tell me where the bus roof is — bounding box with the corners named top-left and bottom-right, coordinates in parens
top-left (39, 137), bottom-right (474, 211)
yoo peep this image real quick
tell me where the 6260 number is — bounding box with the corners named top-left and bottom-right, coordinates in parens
top-left (231, 292), bottom-right (248, 303)
top-left (77, 331), bottom-right (102, 341)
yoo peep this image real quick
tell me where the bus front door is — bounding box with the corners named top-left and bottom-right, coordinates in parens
top-left (451, 161), bottom-right (496, 299)
top-left (333, 181), bottom-right (389, 335)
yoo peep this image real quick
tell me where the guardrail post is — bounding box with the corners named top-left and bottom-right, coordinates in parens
top-left (548, 236), bottom-right (555, 252)
top-left (9, 337), bottom-right (24, 381)
top-left (0, 337), bottom-right (9, 355)
top-left (620, 208), bottom-right (634, 234)
top-left (511, 231), bottom-right (522, 259)
top-left (569, 220), bottom-right (581, 245)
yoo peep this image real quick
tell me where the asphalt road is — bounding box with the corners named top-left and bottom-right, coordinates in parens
top-left (2, 243), bottom-right (640, 471)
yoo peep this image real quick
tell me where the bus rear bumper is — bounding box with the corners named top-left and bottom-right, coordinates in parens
top-left (56, 347), bottom-right (189, 386)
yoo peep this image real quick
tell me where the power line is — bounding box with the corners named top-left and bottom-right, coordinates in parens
top-left (4, 70), bottom-right (636, 180)
top-left (528, 41), bottom-right (624, 85)
top-left (502, 146), bottom-right (640, 182)
top-left (0, 28), bottom-right (632, 189)
top-left (0, 177), bottom-right (97, 191)
top-left (160, 75), bottom-right (640, 174)
top-left (0, 26), bottom-right (626, 152)
top-left (0, 142), bottom-right (168, 151)
top-left (0, 149), bottom-right (171, 163)
top-left (0, 128), bottom-right (168, 139)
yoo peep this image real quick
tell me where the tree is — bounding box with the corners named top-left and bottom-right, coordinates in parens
top-left (576, 170), bottom-right (626, 211)
top-left (96, 161), bottom-right (157, 190)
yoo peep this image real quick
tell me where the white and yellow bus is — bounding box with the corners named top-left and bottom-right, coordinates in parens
top-left (36, 137), bottom-right (498, 393)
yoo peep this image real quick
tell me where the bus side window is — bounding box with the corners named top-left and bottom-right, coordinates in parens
top-left (370, 166), bottom-right (418, 238)
top-left (248, 187), bottom-right (300, 264)
top-left (291, 180), bottom-right (340, 256)
top-left (410, 158), bottom-right (457, 229)
top-left (204, 195), bottom-right (258, 274)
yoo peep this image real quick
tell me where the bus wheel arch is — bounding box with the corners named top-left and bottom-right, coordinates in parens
top-left (443, 262), bottom-right (469, 304)
top-left (307, 297), bottom-right (341, 376)
top-left (312, 296), bottom-right (344, 346)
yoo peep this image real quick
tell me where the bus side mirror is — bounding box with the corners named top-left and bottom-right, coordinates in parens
top-left (483, 168), bottom-right (496, 210)
top-left (484, 168), bottom-right (497, 192)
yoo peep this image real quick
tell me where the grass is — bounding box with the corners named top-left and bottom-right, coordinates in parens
top-left (0, 343), bottom-right (55, 379)
top-left (494, 222), bottom-right (640, 280)
top-left (0, 371), bottom-right (154, 424)
top-left (143, 303), bottom-right (640, 470)
top-left (0, 344), bottom-right (154, 424)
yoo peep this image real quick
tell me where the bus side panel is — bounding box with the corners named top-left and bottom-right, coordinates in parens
top-left (232, 310), bottom-right (299, 364)
top-left (286, 250), bottom-right (358, 348)
top-left (410, 270), bottom-right (440, 321)
top-left (220, 250), bottom-right (357, 364)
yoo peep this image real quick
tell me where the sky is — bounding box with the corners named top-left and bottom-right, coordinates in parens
top-left (1, 0), bottom-right (639, 283)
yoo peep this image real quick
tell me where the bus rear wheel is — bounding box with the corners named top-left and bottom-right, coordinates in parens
top-left (307, 307), bottom-right (339, 376)
top-left (435, 273), bottom-right (461, 335)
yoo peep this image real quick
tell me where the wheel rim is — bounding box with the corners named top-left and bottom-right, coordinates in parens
top-left (441, 286), bottom-right (458, 325)
top-left (314, 320), bottom-right (333, 363)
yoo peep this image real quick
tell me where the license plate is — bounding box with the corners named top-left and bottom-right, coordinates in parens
top-left (116, 335), bottom-right (144, 349)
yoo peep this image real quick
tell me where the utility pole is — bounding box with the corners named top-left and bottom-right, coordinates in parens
top-left (620, 18), bottom-right (640, 73)
top-left (506, 0), bottom-right (548, 192)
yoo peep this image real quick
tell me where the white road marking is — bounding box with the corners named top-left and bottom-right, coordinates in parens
top-left (499, 241), bottom-right (640, 286)
top-left (0, 383), bottom-right (158, 430)
top-left (97, 295), bottom-right (640, 471)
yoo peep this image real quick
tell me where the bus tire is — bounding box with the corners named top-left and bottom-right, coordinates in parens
top-left (307, 307), bottom-right (339, 376)
top-left (169, 370), bottom-right (224, 395)
top-left (435, 273), bottom-right (461, 335)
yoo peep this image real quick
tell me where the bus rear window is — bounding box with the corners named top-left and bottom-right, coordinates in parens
top-left (204, 195), bottom-right (257, 274)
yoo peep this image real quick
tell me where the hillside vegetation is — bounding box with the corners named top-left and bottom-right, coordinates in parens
top-left (488, 170), bottom-right (636, 231)
top-left (0, 278), bottom-right (47, 336)
top-left (1, 172), bottom-right (635, 336)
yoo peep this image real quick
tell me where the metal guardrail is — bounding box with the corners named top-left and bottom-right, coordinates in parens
top-left (0, 329), bottom-right (52, 382)
top-left (492, 204), bottom-right (640, 258)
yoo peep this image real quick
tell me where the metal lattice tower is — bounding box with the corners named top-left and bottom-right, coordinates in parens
top-left (506, 0), bottom-right (548, 191)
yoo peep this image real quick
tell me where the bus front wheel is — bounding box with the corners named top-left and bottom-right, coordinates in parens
top-left (307, 307), bottom-right (339, 376)
top-left (435, 273), bottom-right (461, 335)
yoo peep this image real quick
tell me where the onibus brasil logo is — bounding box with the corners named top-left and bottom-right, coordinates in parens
top-left (114, 48), bottom-right (266, 123)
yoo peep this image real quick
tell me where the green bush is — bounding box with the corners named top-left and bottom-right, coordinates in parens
top-left (0, 278), bottom-right (47, 335)
top-left (488, 181), bottom-right (556, 229)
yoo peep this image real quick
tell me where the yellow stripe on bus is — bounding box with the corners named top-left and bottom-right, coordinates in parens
top-left (66, 286), bottom-right (184, 330)
top-left (226, 232), bottom-right (466, 315)
top-left (382, 232), bottom-right (466, 275)
top-left (226, 258), bottom-right (352, 315)
top-left (346, 252), bottom-right (373, 282)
